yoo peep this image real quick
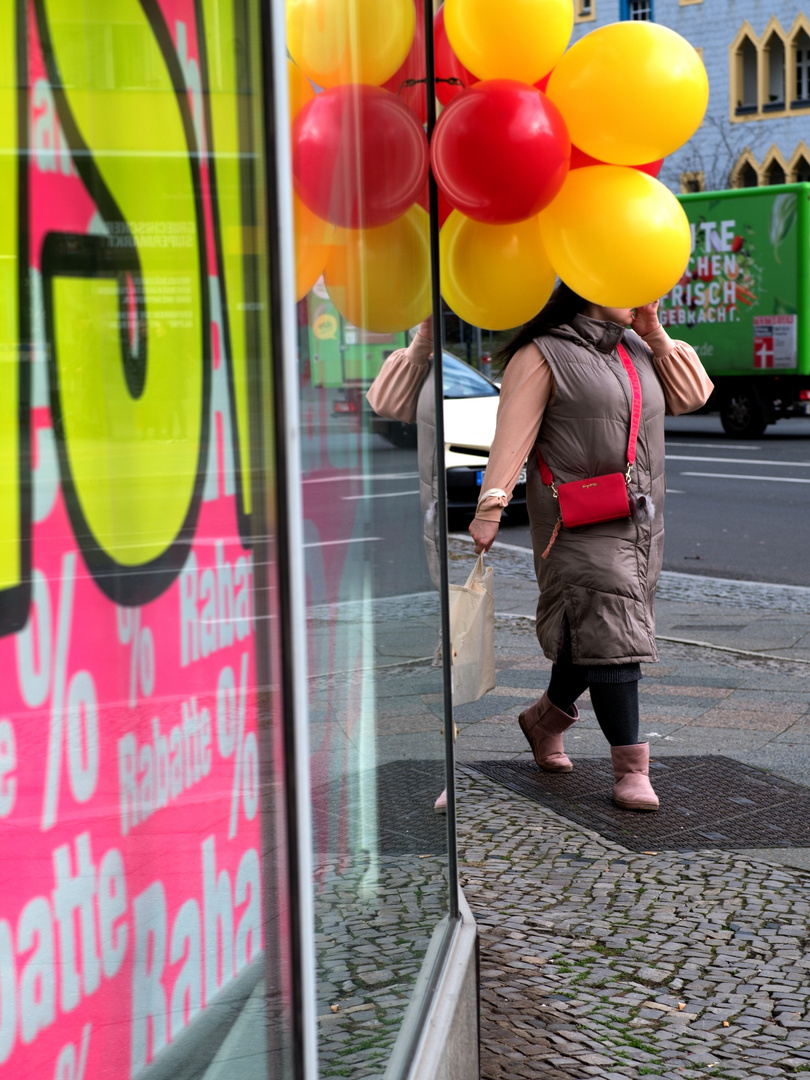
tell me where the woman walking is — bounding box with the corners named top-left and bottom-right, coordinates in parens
top-left (470, 284), bottom-right (713, 811)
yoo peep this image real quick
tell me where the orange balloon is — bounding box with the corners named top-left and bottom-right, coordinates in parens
top-left (294, 193), bottom-right (335, 301)
top-left (288, 59), bottom-right (315, 124)
top-left (324, 206), bottom-right (432, 332)
top-left (539, 166), bottom-right (691, 306)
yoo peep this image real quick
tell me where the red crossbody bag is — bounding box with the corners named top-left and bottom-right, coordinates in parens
top-left (536, 343), bottom-right (642, 552)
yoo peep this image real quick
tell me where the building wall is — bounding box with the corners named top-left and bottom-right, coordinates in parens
top-left (570, 1), bottom-right (810, 192)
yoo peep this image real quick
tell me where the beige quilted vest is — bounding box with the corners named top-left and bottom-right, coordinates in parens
top-left (529, 314), bottom-right (667, 666)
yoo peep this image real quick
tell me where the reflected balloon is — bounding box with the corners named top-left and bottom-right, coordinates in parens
top-left (444, 0), bottom-right (573, 85)
top-left (383, 0), bottom-right (427, 123)
top-left (287, 0), bottom-right (415, 89)
top-left (292, 85), bottom-right (429, 229)
top-left (539, 166), bottom-right (691, 306)
top-left (294, 193), bottom-right (335, 301)
top-left (434, 5), bottom-right (479, 105)
top-left (546, 22), bottom-right (708, 164)
top-left (325, 205), bottom-right (432, 332)
top-left (440, 210), bottom-right (557, 330)
top-left (288, 60), bottom-right (314, 124)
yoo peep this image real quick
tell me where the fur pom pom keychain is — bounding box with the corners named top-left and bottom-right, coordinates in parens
top-left (629, 490), bottom-right (656, 524)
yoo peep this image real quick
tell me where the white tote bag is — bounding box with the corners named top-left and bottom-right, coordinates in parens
top-left (449, 554), bottom-right (495, 706)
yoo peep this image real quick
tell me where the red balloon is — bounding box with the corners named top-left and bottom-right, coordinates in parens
top-left (636, 158), bottom-right (665, 178)
top-left (570, 143), bottom-right (664, 178)
top-left (535, 73), bottom-right (551, 93)
top-left (434, 5), bottom-right (479, 106)
top-left (430, 81), bottom-right (570, 224)
top-left (292, 85), bottom-right (429, 229)
top-left (383, 0), bottom-right (427, 124)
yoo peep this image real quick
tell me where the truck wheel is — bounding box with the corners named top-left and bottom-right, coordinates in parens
top-left (719, 387), bottom-right (768, 438)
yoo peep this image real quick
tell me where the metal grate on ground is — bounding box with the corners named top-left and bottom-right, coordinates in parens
top-left (469, 755), bottom-right (810, 851)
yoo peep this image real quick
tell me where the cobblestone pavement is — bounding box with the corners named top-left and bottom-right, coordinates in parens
top-left (446, 538), bottom-right (810, 1078)
top-left (459, 769), bottom-right (810, 1080)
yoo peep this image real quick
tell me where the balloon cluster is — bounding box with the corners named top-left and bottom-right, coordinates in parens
top-left (288, 0), bottom-right (709, 332)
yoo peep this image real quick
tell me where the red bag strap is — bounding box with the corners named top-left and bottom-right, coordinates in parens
top-left (616, 342), bottom-right (642, 466)
top-left (536, 341), bottom-right (643, 487)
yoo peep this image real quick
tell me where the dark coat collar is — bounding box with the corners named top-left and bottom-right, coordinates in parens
top-left (569, 313), bottom-right (626, 353)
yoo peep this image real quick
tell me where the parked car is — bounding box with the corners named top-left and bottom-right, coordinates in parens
top-left (372, 350), bottom-right (527, 519)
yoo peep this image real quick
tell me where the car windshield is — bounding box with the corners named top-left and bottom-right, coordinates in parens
top-left (441, 351), bottom-right (499, 399)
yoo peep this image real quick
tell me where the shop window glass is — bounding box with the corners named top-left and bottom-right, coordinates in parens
top-left (287, 2), bottom-right (456, 1077)
top-left (0, 3), bottom-right (292, 1078)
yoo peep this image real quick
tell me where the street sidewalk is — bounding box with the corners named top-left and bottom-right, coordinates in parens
top-left (448, 535), bottom-right (810, 1079)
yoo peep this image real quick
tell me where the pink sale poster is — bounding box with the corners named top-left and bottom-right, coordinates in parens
top-left (0, 2), bottom-right (268, 1076)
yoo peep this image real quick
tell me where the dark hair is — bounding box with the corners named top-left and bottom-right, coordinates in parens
top-left (492, 281), bottom-right (588, 372)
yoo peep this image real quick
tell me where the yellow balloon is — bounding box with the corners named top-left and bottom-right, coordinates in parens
top-left (287, 0), bottom-right (415, 89)
top-left (288, 59), bottom-right (314, 124)
top-left (444, 0), bottom-right (573, 84)
top-left (440, 211), bottom-right (556, 331)
top-left (539, 166), bottom-right (691, 307)
top-left (546, 22), bottom-right (708, 164)
top-left (324, 205), bottom-right (432, 332)
top-left (294, 193), bottom-right (335, 301)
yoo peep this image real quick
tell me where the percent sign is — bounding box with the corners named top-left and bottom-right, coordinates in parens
top-left (55, 1023), bottom-right (91, 1080)
top-left (216, 653), bottom-right (258, 838)
top-left (39, 552), bottom-right (100, 830)
top-left (116, 607), bottom-right (155, 708)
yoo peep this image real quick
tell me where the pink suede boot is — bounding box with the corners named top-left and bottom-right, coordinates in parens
top-left (518, 692), bottom-right (578, 772)
top-left (610, 743), bottom-right (659, 811)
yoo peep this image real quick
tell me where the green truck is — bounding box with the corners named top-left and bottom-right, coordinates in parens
top-left (659, 183), bottom-right (810, 437)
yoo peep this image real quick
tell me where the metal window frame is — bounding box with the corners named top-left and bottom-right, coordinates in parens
top-left (258, 2), bottom-right (319, 1078)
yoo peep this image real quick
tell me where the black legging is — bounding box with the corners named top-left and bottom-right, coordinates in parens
top-left (547, 657), bottom-right (640, 747)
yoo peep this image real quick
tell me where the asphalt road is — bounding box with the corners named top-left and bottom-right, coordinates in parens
top-left (493, 411), bottom-right (810, 587)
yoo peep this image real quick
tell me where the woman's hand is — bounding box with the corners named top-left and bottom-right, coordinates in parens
top-left (630, 301), bottom-right (661, 337)
top-left (469, 517), bottom-right (499, 554)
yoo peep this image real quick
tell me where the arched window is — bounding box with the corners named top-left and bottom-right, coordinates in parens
top-left (764, 31), bottom-right (786, 109)
top-left (793, 27), bottom-right (810, 104)
top-left (793, 154), bottom-right (810, 182)
top-left (736, 36), bottom-right (759, 113)
top-left (733, 158), bottom-right (759, 188)
top-left (764, 158), bottom-right (786, 184)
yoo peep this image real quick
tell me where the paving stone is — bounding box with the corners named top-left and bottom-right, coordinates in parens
top-left (458, 767), bottom-right (810, 1080)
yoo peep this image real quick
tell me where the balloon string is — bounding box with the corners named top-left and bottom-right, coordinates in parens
top-left (398, 77), bottom-right (466, 89)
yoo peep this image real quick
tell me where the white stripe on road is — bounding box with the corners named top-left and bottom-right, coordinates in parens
top-left (681, 471), bottom-right (810, 484)
top-left (304, 472), bottom-right (419, 484)
top-left (342, 490), bottom-right (420, 501)
top-left (666, 441), bottom-right (761, 451)
top-left (303, 537), bottom-right (382, 547)
top-left (669, 454), bottom-right (810, 467)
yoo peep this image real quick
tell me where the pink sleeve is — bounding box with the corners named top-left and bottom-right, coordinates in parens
top-left (474, 343), bottom-right (553, 523)
top-left (640, 325), bottom-right (715, 417)
top-left (365, 323), bottom-right (433, 423)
